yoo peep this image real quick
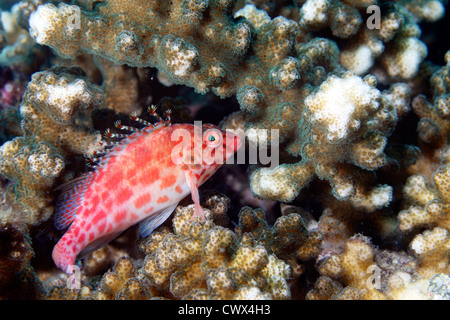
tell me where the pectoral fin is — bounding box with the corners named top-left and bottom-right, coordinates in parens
top-left (184, 171), bottom-right (205, 221)
top-left (77, 231), bottom-right (123, 259)
top-left (139, 202), bottom-right (178, 237)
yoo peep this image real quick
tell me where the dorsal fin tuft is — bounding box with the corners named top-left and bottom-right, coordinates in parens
top-left (94, 121), bottom-right (165, 168)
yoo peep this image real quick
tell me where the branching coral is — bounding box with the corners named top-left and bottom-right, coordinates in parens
top-left (298, 0), bottom-right (376, 39)
top-left (0, 1), bottom-right (49, 74)
top-left (0, 66), bottom-right (103, 224)
top-left (0, 0), bottom-right (448, 302)
top-left (394, 0), bottom-right (446, 22)
top-left (235, 206), bottom-right (322, 267)
top-left (398, 165), bottom-right (450, 232)
top-left (95, 57), bottom-right (142, 115)
top-left (139, 204), bottom-right (294, 299)
top-left (43, 196), bottom-right (320, 300)
top-left (314, 234), bottom-right (386, 299)
top-left (29, 1), bottom-right (253, 91)
top-left (339, 1), bottom-right (431, 79)
top-left (91, 256), bottom-right (156, 300)
top-left (412, 51), bottom-right (450, 146)
top-left (409, 227), bottom-right (450, 279)
top-left (27, 0), bottom-right (411, 212)
top-left (28, 0), bottom-right (323, 145)
top-left (251, 72), bottom-right (408, 212)
top-left (308, 232), bottom-right (444, 300)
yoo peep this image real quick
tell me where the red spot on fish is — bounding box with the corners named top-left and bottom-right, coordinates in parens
top-left (157, 195), bottom-right (169, 204)
top-left (78, 234), bottom-right (85, 243)
top-left (98, 222), bottom-right (106, 234)
top-left (175, 185), bottom-right (183, 194)
top-left (72, 226), bottom-right (80, 237)
top-left (92, 209), bottom-right (106, 225)
top-left (90, 194), bottom-right (100, 208)
top-left (100, 190), bottom-right (109, 202)
top-left (137, 174), bottom-right (153, 186)
top-left (144, 206), bottom-right (154, 214)
top-left (103, 174), bottom-right (120, 190)
top-left (103, 198), bottom-right (114, 212)
top-left (125, 166), bottom-right (139, 180)
top-left (116, 187), bottom-right (133, 203)
top-left (95, 169), bottom-right (106, 183)
top-left (138, 167), bottom-right (160, 186)
top-left (134, 192), bottom-right (152, 209)
top-left (89, 233), bottom-right (95, 241)
top-left (129, 176), bottom-right (139, 186)
top-left (161, 174), bottom-right (177, 189)
top-left (115, 169), bottom-right (124, 181)
top-left (114, 209), bottom-right (127, 223)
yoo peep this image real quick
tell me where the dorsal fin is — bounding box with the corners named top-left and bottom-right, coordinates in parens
top-left (95, 122), bottom-right (165, 168)
top-left (90, 106), bottom-right (169, 169)
top-left (54, 172), bottom-right (96, 230)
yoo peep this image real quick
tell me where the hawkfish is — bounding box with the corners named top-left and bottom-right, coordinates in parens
top-left (52, 107), bottom-right (242, 273)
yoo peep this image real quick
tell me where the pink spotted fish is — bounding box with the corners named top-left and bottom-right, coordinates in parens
top-left (53, 107), bottom-right (242, 273)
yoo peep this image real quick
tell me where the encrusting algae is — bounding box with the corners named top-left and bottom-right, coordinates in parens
top-left (0, 0), bottom-right (449, 300)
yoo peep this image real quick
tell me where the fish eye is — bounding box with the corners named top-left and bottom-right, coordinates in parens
top-left (204, 129), bottom-right (222, 147)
